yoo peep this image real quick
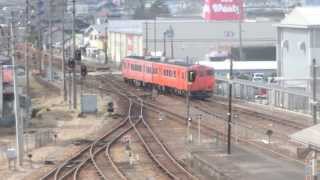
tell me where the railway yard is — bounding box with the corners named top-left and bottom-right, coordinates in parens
top-left (0, 56), bottom-right (311, 179)
top-left (2, 1), bottom-right (320, 179)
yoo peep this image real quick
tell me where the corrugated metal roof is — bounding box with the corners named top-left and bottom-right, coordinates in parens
top-left (278, 7), bottom-right (320, 28)
top-left (290, 124), bottom-right (320, 149)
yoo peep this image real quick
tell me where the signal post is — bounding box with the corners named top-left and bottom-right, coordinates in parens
top-left (186, 70), bottom-right (196, 143)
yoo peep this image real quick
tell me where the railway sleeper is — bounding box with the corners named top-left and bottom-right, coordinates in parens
top-left (96, 141), bottom-right (109, 147)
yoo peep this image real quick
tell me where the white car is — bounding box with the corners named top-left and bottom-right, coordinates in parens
top-left (252, 77), bottom-right (264, 83)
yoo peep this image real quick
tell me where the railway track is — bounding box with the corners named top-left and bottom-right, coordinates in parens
top-left (201, 98), bottom-right (308, 130)
top-left (21, 47), bottom-right (306, 178)
top-left (40, 109), bottom-right (133, 180)
top-left (98, 75), bottom-right (306, 163)
top-left (96, 75), bottom-right (198, 180)
top-left (41, 73), bottom-right (198, 180)
top-left (40, 81), bottom-right (142, 180)
top-left (18, 46), bottom-right (308, 132)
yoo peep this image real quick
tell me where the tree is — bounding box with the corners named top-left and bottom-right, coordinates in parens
top-left (133, 0), bottom-right (148, 19)
top-left (133, 0), bottom-right (171, 19)
top-left (149, 0), bottom-right (170, 18)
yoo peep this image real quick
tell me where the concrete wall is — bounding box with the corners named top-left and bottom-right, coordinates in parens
top-left (279, 28), bottom-right (310, 87)
top-left (143, 20), bottom-right (277, 59)
top-left (278, 27), bottom-right (320, 93)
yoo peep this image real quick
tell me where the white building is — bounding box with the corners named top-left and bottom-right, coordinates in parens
top-left (276, 7), bottom-right (320, 92)
top-left (83, 24), bottom-right (108, 57)
top-left (108, 21), bottom-right (144, 63)
top-left (106, 19), bottom-right (277, 64)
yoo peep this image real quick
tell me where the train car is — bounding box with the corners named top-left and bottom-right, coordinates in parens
top-left (122, 56), bottom-right (215, 99)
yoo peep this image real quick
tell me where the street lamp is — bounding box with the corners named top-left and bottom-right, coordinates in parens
top-left (163, 26), bottom-right (174, 59)
top-left (163, 31), bottom-right (167, 57)
top-left (167, 26), bottom-right (174, 59)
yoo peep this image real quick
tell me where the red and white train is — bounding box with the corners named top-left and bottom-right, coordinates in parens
top-left (121, 56), bottom-right (215, 99)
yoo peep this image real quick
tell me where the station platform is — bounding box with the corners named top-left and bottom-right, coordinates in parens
top-left (189, 143), bottom-right (304, 180)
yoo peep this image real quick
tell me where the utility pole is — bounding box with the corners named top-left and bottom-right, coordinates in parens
top-left (38, 29), bottom-right (42, 74)
top-left (104, 24), bottom-right (108, 64)
top-left (48, 0), bottom-right (53, 81)
top-left (145, 22), bottom-right (149, 55)
top-left (312, 58), bottom-right (318, 125)
top-left (163, 31), bottom-right (166, 57)
top-left (169, 26), bottom-right (174, 59)
top-left (25, 0), bottom-right (30, 97)
top-left (7, 29), bottom-right (10, 57)
top-left (154, 18), bottom-right (157, 56)
top-left (72, 0), bottom-right (77, 109)
top-left (227, 55), bottom-right (234, 154)
top-left (37, 0), bottom-right (43, 75)
top-left (186, 56), bottom-right (192, 143)
top-left (62, 0), bottom-right (67, 101)
top-left (238, 4), bottom-right (243, 61)
top-left (11, 12), bottom-right (24, 166)
top-left (312, 58), bottom-right (318, 180)
top-left (38, 11), bottom-right (42, 74)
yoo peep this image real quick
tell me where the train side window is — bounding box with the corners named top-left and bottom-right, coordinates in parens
top-left (131, 64), bottom-right (134, 70)
top-left (174, 71), bottom-right (176, 78)
top-left (207, 69), bottom-right (214, 76)
top-left (182, 73), bottom-right (185, 79)
top-left (153, 68), bottom-right (157, 74)
top-left (199, 71), bottom-right (205, 77)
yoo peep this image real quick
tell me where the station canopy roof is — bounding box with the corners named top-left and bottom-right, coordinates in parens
top-left (290, 123), bottom-right (320, 151)
top-left (199, 60), bottom-right (277, 71)
top-left (278, 7), bottom-right (320, 28)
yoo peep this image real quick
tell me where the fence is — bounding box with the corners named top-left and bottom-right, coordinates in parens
top-left (214, 77), bottom-right (319, 117)
top-left (189, 109), bottom-right (299, 161)
top-left (24, 129), bottom-right (55, 153)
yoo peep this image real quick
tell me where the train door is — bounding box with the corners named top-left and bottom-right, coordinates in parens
top-left (142, 64), bottom-right (145, 83)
